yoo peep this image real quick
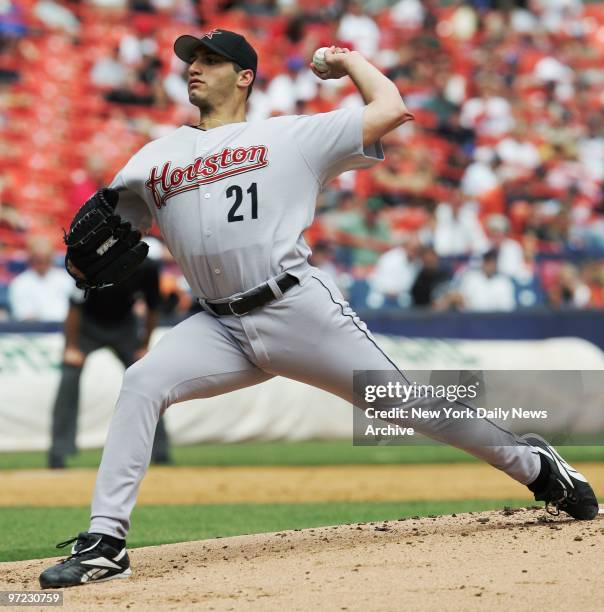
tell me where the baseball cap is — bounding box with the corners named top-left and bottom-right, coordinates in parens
top-left (174, 29), bottom-right (258, 78)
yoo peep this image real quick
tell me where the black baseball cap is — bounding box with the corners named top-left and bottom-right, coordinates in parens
top-left (174, 29), bottom-right (258, 76)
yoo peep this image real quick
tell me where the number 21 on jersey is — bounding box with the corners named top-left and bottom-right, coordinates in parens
top-left (226, 182), bottom-right (258, 222)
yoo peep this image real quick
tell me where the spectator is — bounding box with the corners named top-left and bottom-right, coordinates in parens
top-left (8, 237), bottom-right (73, 321)
top-left (423, 71), bottom-right (460, 124)
top-left (460, 147), bottom-right (501, 199)
top-left (163, 65), bottom-right (189, 106)
top-left (495, 124), bottom-right (541, 180)
top-left (390, 0), bottom-right (425, 30)
top-left (513, 232), bottom-right (543, 307)
top-left (531, 0), bottom-right (584, 35)
top-left (411, 245), bottom-right (451, 308)
top-left (247, 75), bottom-right (271, 121)
top-left (368, 235), bottom-right (422, 307)
top-left (460, 77), bottom-right (514, 138)
top-left (581, 261), bottom-right (604, 309)
top-left (450, 0), bottom-right (479, 40)
top-left (138, 52), bottom-right (162, 87)
top-left (547, 262), bottom-right (590, 309)
top-left (524, 199), bottom-right (571, 246)
top-left (510, 4), bottom-right (539, 33)
top-left (90, 46), bottom-right (128, 90)
top-left (546, 146), bottom-right (598, 202)
top-left (337, 0), bottom-right (381, 58)
top-left (34, 0), bottom-right (80, 35)
top-left (533, 54), bottom-right (574, 86)
top-left (484, 214), bottom-right (524, 279)
top-left (310, 240), bottom-right (339, 278)
top-left (119, 29), bottom-right (157, 67)
top-left (2, 0), bottom-right (604, 316)
top-left (104, 69), bottom-right (156, 106)
top-left (432, 188), bottom-right (488, 257)
top-left (452, 249), bottom-right (516, 312)
top-left (369, 144), bottom-right (434, 205)
top-left (333, 199), bottom-right (392, 269)
top-left (435, 112), bottom-right (475, 153)
top-left (578, 116), bottom-right (604, 184)
top-left (266, 57), bottom-right (316, 115)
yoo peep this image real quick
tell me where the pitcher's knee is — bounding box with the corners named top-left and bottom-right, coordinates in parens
top-left (122, 359), bottom-right (169, 407)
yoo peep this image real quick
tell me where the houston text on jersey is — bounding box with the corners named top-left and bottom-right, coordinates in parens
top-left (145, 145), bottom-right (269, 208)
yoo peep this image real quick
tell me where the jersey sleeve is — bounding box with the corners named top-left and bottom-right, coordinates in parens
top-left (109, 164), bottom-right (153, 233)
top-left (293, 107), bottom-right (384, 186)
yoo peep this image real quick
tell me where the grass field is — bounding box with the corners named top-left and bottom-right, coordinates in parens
top-left (1, 440), bottom-right (602, 470)
top-left (0, 499), bottom-right (531, 562)
top-left (1, 441), bottom-right (601, 563)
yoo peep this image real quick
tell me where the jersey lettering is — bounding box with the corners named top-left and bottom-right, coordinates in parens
top-left (227, 182), bottom-right (259, 222)
top-left (145, 145), bottom-right (269, 209)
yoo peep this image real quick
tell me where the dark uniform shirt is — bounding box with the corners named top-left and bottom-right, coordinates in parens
top-left (71, 259), bottom-right (161, 322)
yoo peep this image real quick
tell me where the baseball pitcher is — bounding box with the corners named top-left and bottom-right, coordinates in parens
top-left (40, 29), bottom-right (598, 588)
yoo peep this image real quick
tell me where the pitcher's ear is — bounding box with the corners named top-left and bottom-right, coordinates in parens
top-left (238, 68), bottom-right (254, 88)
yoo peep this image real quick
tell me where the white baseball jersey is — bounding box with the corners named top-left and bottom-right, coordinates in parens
top-left (89, 105), bottom-right (541, 541)
top-left (110, 107), bottom-right (383, 300)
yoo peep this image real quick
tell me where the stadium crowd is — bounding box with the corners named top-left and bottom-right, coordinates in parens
top-left (1, 0), bottom-right (603, 319)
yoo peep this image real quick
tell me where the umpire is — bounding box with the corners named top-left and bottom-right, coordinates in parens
top-left (48, 257), bottom-right (171, 468)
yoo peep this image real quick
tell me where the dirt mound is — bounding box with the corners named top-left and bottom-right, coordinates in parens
top-left (2, 508), bottom-right (602, 611)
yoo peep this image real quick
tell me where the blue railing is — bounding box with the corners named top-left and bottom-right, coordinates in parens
top-left (358, 308), bottom-right (604, 350)
top-left (3, 309), bottom-right (604, 349)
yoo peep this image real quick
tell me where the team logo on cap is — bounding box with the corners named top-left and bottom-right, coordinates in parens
top-left (201, 29), bottom-right (221, 40)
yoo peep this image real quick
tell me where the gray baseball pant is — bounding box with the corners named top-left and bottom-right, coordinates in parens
top-left (50, 313), bottom-right (170, 464)
top-left (90, 268), bottom-right (539, 538)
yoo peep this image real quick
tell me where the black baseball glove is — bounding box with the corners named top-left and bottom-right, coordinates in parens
top-left (64, 188), bottom-right (149, 290)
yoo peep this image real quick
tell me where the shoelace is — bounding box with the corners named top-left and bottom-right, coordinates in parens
top-left (54, 536), bottom-right (83, 565)
top-left (55, 533), bottom-right (99, 563)
top-left (56, 536), bottom-right (79, 550)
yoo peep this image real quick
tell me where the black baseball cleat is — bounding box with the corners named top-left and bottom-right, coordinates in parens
top-left (39, 532), bottom-right (131, 588)
top-left (523, 433), bottom-right (599, 520)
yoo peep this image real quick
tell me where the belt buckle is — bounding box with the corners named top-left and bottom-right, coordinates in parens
top-left (228, 297), bottom-right (245, 317)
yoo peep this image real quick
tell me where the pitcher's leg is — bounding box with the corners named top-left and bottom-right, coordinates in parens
top-left (90, 311), bottom-right (272, 539)
top-left (259, 271), bottom-right (540, 485)
top-left (114, 322), bottom-right (171, 465)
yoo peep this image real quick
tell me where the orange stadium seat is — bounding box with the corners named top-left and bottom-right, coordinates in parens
top-left (1, 0), bottom-right (603, 300)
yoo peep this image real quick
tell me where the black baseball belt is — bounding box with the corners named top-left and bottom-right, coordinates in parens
top-left (204, 273), bottom-right (299, 317)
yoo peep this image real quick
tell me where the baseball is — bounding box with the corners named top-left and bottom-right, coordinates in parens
top-left (312, 47), bottom-right (329, 73)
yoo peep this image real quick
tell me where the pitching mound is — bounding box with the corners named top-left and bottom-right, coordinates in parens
top-left (2, 508), bottom-right (601, 611)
